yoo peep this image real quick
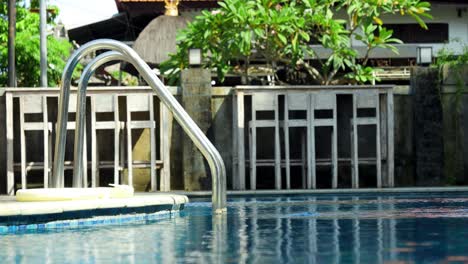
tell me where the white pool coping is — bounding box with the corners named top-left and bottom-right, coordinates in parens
top-left (0, 193), bottom-right (189, 217)
top-left (171, 186), bottom-right (468, 197)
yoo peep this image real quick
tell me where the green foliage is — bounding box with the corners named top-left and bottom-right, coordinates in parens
top-left (160, 0), bottom-right (431, 85)
top-left (434, 40), bottom-right (468, 111)
top-left (109, 70), bottom-right (139, 86)
top-left (435, 40), bottom-right (468, 69)
top-left (0, 1), bottom-right (74, 87)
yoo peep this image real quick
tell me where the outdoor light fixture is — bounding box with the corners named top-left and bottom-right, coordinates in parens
top-left (164, 0), bottom-right (179, 16)
top-left (188, 48), bottom-right (202, 66)
top-left (416, 46), bottom-right (433, 66)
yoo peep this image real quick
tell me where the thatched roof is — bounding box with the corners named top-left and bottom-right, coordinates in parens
top-left (133, 15), bottom-right (190, 65)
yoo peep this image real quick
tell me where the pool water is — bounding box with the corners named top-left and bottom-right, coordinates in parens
top-left (2, 193), bottom-right (468, 263)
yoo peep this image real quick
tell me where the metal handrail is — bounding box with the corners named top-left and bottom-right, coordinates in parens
top-left (52, 39), bottom-right (227, 214)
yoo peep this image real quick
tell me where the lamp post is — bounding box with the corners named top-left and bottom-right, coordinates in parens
top-left (181, 47), bottom-right (211, 191)
top-left (164, 0), bottom-right (180, 16)
top-left (417, 46), bottom-right (433, 66)
top-left (188, 48), bottom-right (202, 66)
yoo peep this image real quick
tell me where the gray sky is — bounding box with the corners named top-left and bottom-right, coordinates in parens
top-left (50, 0), bottom-right (118, 29)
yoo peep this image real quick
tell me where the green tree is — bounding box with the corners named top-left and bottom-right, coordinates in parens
top-left (160, 0), bottom-right (431, 85)
top-left (0, 1), bottom-right (74, 87)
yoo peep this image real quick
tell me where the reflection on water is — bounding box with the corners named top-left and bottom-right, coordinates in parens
top-left (2, 194), bottom-right (468, 263)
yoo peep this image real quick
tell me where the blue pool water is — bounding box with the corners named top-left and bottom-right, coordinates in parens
top-left (2, 193), bottom-right (468, 263)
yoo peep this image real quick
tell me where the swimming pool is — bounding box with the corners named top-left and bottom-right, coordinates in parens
top-left (1, 192), bottom-right (468, 263)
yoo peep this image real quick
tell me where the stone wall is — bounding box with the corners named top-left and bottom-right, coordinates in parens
top-left (181, 69), bottom-right (213, 191)
top-left (411, 67), bottom-right (444, 186)
top-left (441, 64), bottom-right (468, 185)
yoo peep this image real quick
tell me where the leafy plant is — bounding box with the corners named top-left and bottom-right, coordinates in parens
top-left (0, 1), bottom-right (74, 87)
top-left (160, 0), bottom-right (431, 85)
top-left (110, 70), bottom-right (139, 86)
top-left (434, 39), bottom-right (468, 111)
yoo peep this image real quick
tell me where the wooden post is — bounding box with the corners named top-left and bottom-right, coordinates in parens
top-left (231, 92), bottom-right (238, 190)
top-left (6, 92), bottom-right (14, 195)
top-left (237, 91), bottom-right (245, 190)
top-left (149, 96), bottom-right (157, 191)
top-left (160, 103), bottom-right (172, 191)
top-left (274, 95), bottom-right (281, 190)
top-left (307, 94), bottom-right (313, 189)
top-left (351, 94), bottom-right (359, 188)
top-left (284, 95), bottom-right (291, 189)
top-left (387, 89), bottom-right (395, 187)
top-left (332, 96), bottom-right (338, 189)
top-left (42, 96), bottom-right (49, 188)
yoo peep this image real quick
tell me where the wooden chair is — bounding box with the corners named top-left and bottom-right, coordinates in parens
top-left (125, 93), bottom-right (157, 191)
top-left (18, 95), bottom-right (52, 189)
top-left (350, 90), bottom-right (381, 188)
top-left (284, 92), bottom-right (309, 189)
top-left (248, 92), bottom-right (281, 190)
top-left (310, 92), bottom-right (338, 189)
top-left (90, 94), bottom-right (124, 187)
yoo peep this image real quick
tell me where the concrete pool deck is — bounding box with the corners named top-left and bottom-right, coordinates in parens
top-left (0, 193), bottom-right (188, 220)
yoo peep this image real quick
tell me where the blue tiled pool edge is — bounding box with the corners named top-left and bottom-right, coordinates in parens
top-left (0, 204), bottom-right (185, 234)
top-left (0, 193), bottom-right (189, 234)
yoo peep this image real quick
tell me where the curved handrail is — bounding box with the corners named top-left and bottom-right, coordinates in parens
top-left (52, 40), bottom-right (226, 214)
top-left (72, 51), bottom-right (125, 186)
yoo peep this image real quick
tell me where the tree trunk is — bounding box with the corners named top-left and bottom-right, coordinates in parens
top-left (8, 0), bottom-right (16, 87)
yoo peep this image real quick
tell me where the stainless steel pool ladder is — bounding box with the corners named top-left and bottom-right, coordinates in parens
top-left (51, 39), bottom-right (227, 214)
